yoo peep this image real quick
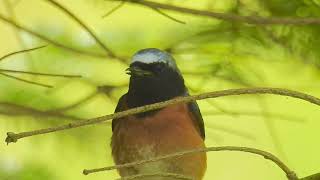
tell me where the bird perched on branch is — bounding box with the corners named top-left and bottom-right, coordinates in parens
top-left (111, 48), bottom-right (206, 180)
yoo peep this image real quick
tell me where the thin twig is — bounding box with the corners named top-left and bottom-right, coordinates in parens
top-left (0, 14), bottom-right (106, 58)
top-left (102, 1), bottom-right (126, 18)
top-left (300, 173), bottom-right (320, 180)
top-left (117, 173), bottom-right (193, 180)
top-left (123, 0), bottom-right (320, 25)
top-left (2, 0), bottom-right (35, 68)
top-left (0, 68), bottom-right (81, 78)
top-left (0, 45), bottom-right (47, 62)
top-left (44, 0), bottom-right (125, 62)
top-left (150, 7), bottom-right (186, 24)
top-left (83, 146), bottom-right (298, 180)
top-left (0, 102), bottom-right (83, 121)
top-left (5, 87), bottom-right (320, 144)
top-left (0, 72), bottom-right (53, 88)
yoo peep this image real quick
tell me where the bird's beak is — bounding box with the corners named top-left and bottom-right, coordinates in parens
top-left (126, 66), bottom-right (153, 77)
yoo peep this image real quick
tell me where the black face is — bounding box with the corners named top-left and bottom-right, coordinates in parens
top-left (126, 61), bottom-right (186, 109)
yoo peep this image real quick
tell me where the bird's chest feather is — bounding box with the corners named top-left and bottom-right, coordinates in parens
top-left (111, 103), bottom-right (205, 166)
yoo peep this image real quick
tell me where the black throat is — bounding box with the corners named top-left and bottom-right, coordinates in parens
top-left (127, 67), bottom-right (186, 113)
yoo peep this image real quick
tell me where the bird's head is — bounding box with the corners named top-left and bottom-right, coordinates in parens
top-left (126, 48), bottom-right (181, 78)
top-left (126, 48), bottom-right (186, 108)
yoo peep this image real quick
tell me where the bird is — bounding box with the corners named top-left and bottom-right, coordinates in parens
top-left (111, 48), bottom-right (206, 180)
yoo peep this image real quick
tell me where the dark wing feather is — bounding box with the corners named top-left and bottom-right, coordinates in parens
top-left (185, 92), bottom-right (206, 140)
top-left (112, 93), bottom-right (128, 132)
top-left (188, 101), bottom-right (206, 140)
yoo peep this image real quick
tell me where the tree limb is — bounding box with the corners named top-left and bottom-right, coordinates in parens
top-left (44, 0), bottom-right (126, 62)
top-left (83, 146), bottom-right (298, 180)
top-left (0, 45), bottom-right (47, 62)
top-left (117, 173), bottom-right (193, 180)
top-left (0, 72), bottom-right (53, 88)
top-left (5, 87), bottom-right (320, 144)
top-left (123, 0), bottom-right (320, 25)
top-left (0, 14), bottom-right (106, 58)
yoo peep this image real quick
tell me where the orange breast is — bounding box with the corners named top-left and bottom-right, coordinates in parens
top-left (111, 103), bottom-right (207, 180)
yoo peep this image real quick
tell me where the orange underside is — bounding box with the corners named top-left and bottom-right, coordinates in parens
top-left (112, 103), bottom-right (207, 180)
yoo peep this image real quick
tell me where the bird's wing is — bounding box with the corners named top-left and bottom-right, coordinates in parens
top-left (112, 93), bottom-right (128, 132)
top-left (185, 92), bottom-right (206, 140)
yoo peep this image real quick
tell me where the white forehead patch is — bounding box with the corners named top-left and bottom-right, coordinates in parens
top-left (131, 48), bottom-right (177, 69)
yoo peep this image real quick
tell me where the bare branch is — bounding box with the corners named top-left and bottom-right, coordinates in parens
top-left (2, 0), bottom-right (33, 64)
top-left (0, 14), bottom-right (106, 58)
top-left (123, 0), bottom-right (320, 25)
top-left (0, 68), bottom-right (81, 78)
top-left (83, 146), bottom-right (298, 180)
top-left (0, 102), bottom-right (83, 121)
top-left (0, 45), bottom-right (47, 62)
top-left (117, 173), bottom-right (193, 180)
top-left (102, 1), bottom-right (126, 18)
top-left (44, 0), bottom-right (126, 62)
top-left (150, 7), bottom-right (186, 24)
top-left (0, 72), bottom-right (53, 88)
top-left (300, 173), bottom-right (320, 180)
top-left (0, 46), bottom-right (82, 78)
top-left (5, 87), bottom-right (320, 144)
top-left (117, 173), bottom-right (192, 180)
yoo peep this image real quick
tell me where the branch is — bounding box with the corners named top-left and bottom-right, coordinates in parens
top-left (300, 173), bottom-right (320, 180)
top-left (0, 46), bottom-right (82, 78)
top-left (102, 1), bottom-right (126, 18)
top-left (2, 0), bottom-right (33, 64)
top-left (44, 0), bottom-right (126, 62)
top-left (83, 146), bottom-right (298, 180)
top-left (150, 7), bottom-right (186, 24)
top-left (0, 72), bottom-right (53, 88)
top-left (0, 45), bottom-right (47, 62)
top-left (0, 68), bottom-right (81, 78)
top-left (117, 173), bottom-right (193, 180)
top-left (123, 0), bottom-right (320, 25)
top-left (0, 102), bottom-right (83, 121)
top-left (0, 14), bottom-right (106, 58)
top-left (5, 87), bottom-right (320, 144)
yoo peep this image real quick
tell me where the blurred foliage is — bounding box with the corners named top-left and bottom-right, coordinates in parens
top-left (1, 0), bottom-right (320, 180)
top-left (0, 162), bottom-right (56, 180)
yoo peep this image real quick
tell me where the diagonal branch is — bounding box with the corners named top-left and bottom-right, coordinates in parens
top-left (0, 102), bottom-right (83, 121)
top-left (5, 87), bottom-right (320, 144)
top-left (102, 1), bottom-right (126, 18)
top-left (0, 45), bottom-right (47, 62)
top-left (0, 72), bottom-right (53, 88)
top-left (0, 68), bottom-right (81, 78)
top-left (123, 0), bottom-right (320, 25)
top-left (83, 146), bottom-right (298, 180)
top-left (150, 7), bottom-right (186, 24)
top-left (44, 0), bottom-right (126, 62)
top-left (0, 14), bottom-right (106, 58)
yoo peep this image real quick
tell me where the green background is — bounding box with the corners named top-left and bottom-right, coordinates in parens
top-left (1, 0), bottom-right (320, 179)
